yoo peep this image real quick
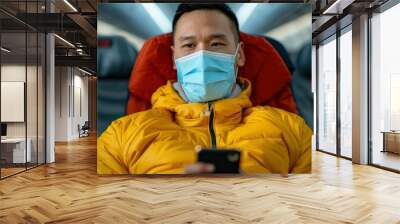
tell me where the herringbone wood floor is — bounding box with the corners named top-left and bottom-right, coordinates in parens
top-left (0, 135), bottom-right (400, 224)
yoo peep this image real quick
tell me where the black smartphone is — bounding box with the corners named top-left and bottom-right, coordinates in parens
top-left (197, 149), bottom-right (241, 173)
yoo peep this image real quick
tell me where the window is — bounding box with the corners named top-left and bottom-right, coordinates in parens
top-left (339, 28), bottom-right (352, 158)
top-left (317, 36), bottom-right (337, 154)
top-left (370, 2), bottom-right (400, 171)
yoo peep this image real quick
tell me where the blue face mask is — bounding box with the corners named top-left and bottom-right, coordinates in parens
top-left (175, 46), bottom-right (239, 103)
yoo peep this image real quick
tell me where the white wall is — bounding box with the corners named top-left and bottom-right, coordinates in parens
top-left (54, 67), bottom-right (89, 141)
top-left (1, 65), bottom-right (26, 140)
top-left (1, 65), bottom-right (40, 138)
top-left (55, 67), bottom-right (69, 141)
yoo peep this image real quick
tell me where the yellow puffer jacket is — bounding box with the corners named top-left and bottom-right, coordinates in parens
top-left (97, 78), bottom-right (312, 174)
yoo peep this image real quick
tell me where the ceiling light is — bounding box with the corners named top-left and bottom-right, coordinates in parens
top-left (141, 3), bottom-right (171, 33)
top-left (98, 20), bottom-right (145, 50)
top-left (1, 47), bottom-right (11, 53)
top-left (237, 3), bottom-right (259, 28)
top-left (54, 34), bottom-right (75, 48)
top-left (63, 0), bottom-right (78, 12)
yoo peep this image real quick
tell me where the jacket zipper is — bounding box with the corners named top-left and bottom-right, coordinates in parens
top-left (207, 102), bottom-right (217, 149)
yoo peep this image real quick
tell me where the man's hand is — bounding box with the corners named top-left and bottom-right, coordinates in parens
top-left (183, 145), bottom-right (216, 174)
top-left (184, 162), bottom-right (215, 174)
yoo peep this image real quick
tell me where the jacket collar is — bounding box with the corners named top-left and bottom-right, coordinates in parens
top-left (151, 78), bottom-right (253, 127)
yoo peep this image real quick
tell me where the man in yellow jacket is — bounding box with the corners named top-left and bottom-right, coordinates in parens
top-left (97, 3), bottom-right (312, 174)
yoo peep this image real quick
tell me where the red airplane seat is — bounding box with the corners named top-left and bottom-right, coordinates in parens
top-left (126, 32), bottom-right (298, 114)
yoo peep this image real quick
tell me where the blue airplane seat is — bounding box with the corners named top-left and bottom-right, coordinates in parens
top-left (264, 36), bottom-right (312, 129)
top-left (292, 43), bottom-right (313, 129)
top-left (97, 35), bottom-right (137, 136)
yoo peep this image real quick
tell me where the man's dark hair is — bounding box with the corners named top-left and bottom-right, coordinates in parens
top-left (172, 3), bottom-right (240, 43)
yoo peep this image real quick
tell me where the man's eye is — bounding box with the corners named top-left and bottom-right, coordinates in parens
top-left (183, 43), bottom-right (194, 48)
top-left (211, 42), bottom-right (225, 47)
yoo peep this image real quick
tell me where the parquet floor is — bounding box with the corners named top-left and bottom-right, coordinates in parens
top-left (1, 167), bottom-right (26, 178)
top-left (0, 135), bottom-right (400, 223)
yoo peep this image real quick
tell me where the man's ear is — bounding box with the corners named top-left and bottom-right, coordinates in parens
top-left (171, 45), bottom-right (176, 70)
top-left (236, 41), bottom-right (245, 67)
